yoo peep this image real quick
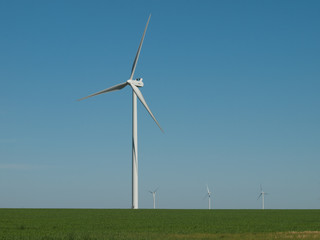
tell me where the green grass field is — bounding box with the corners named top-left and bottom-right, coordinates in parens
top-left (0, 209), bottom-right (319, 240)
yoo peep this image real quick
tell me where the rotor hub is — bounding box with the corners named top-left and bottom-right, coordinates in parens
top-left (127, 79), bottom-right (144, 87)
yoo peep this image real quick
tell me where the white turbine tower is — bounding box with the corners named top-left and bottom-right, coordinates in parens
top-left (205, 185), bottom-right (212, 210)
top-left (257, 184), bottom-right (268, 210)
top-left (78, 15), bottom-right (163, 209)
top-left (149, 187), bottom-right (159, 209)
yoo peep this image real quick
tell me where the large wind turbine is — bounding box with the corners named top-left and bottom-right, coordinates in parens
top-left (78, 15), bottom-right (163, 209)
top-left (149, 187), bottom-right (159, 209)
top-left (205, 185), bottom-right (212, 210)
top-left (257, 184), bottom-right (268, 210)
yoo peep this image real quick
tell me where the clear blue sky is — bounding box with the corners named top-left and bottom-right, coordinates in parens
top-left (1, 0), bottom-right (319, 209)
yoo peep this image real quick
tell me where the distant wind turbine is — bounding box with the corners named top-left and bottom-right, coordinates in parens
top-left (78, 15), bottom-right (163, 209)
top-left (149, 187), bottom-right (159, 209)
top-left (204, 185), bottom-right (212, 210)
top-left (257, 184), bottom-right (268, 210)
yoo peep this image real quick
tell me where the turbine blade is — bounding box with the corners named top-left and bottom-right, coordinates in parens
top-left (257, 193), bottom-right (262, 200)
top-left (129, 14), bottom-right (151, 80)
top-left (78, 82), bottom-right (128, 101)
top-left (207, 185), bottom-right (210, 193)
top-left (128, 82), bottom-right (164, 133)
top-left (154, 187), bottom-right (159, 193)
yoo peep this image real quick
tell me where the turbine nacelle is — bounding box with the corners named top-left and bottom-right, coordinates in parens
top-left (127, 78), bottom-right (144, 87)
